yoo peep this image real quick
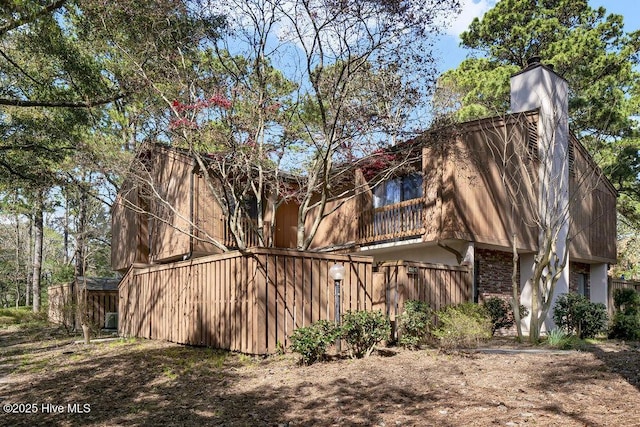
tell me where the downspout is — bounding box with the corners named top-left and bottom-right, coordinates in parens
top-left (183, 161), bottom-right (195, 261)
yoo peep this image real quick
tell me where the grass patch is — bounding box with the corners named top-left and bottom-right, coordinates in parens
top-left (0, 307), bottom-right (48, 328)
top-left (18, 354), bottom-right (50, 373)
top-left (108, 337), bottom-right (139, 347)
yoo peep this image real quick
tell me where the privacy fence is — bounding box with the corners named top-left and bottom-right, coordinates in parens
top-left (374, 260), bottom-right (473, 322)
top-left (118, 248), bottom-right (473, 354)
top-left (608, 278), bottom-right (640, 315)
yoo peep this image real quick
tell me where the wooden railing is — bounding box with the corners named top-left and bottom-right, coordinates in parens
top-left (358, 198), bottom-right (426, 243)
top-left (223, 217), bottom-right (262, 248)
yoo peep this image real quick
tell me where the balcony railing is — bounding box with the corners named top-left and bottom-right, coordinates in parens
top-left (358, 198), bottom-right (426, 244)
top-left (223, 217), bottom-right (262, 248)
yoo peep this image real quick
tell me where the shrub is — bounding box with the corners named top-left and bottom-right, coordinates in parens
top-left (289, 320), bottom-right (339, 365)
top-left (608, 312), bottom-right (640, 340)
top-left (609, 288), bottom-right (640, 340)
top-left (483, 297), bottom-right (528, 335)
top-left (397, 300), bottom-right (433, 349)
top-left (432, 303), bottom-right (492, 349)
top-left (552, 293), bottom-right (608, 339)
top-left (341, 310), bottom-right (391, 358)
top-left (613, 288), bottom-right (640, 316)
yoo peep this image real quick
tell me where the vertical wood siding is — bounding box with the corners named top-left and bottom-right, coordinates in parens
top-left (118, 248), bottom-right (374, 354)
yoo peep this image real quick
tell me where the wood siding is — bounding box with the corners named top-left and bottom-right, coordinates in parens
top-left (308, 194), bottom-right (359, 249)
top-left (350, 114), bottom-right (615, 264)
top-left (111, 181), bottom-right (149, 272)
top-left (569, 137), bottom-right (617, 262)
top-left (118, 248), bottom-right (374, 354)
top-left (149, 147), bottom-right (193, 262)
top-left (192, 171), bottom-right (225, 254)
top-left (439, 117), bottom-right (539, 251)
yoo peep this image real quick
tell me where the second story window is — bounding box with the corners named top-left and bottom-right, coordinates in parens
top-left (373, 173), bottom-right (423, 208)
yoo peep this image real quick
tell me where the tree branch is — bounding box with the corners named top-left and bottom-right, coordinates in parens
top-left (0, 93), bottom-right (127, 108)
top-left (0, 0), bottom-right (67, 36)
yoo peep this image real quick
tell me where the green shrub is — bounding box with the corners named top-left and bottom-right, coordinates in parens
top-left (613, 288), bottom-right (640, 315)
top-left (341, 310), bottom-right (391, 358)
top-left (289, 320), bottom-right (339, 365)
top-left (398, 300), bottom-right (433, 349)
top-left (552, 293), bottom-right (608, 339)
top-left (609, 312), bottom-right (640, 340)
top-left (432, 303), bottom-right (492, 349)
top-left (608, 288), bottom-right (640, 340)
top-left (483, 297), bottom-right (529, 335)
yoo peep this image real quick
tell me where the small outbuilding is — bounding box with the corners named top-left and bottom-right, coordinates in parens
top-left (48, 277), bottom-right (119, 331)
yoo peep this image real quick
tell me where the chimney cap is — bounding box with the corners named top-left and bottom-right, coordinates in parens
top-left (527, 56), bottom-right (541, 66)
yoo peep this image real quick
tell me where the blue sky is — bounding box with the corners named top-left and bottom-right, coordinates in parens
top-left (434, 0), bottom-right (640, 74)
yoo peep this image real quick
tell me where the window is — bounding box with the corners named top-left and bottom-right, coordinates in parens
top-left (373, 174), bottom-right (423, 208)
top-left (577, 273), bottom-right (589, 298)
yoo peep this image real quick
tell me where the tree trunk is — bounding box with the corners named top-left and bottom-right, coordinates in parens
top-left (75, 186), bottom-right (87, 278)
top-left (31, 190), bottom-right (44, 313)
top-left (510, 235), bottom-right (523, 339)
top-left (14, 207), bottom-right (25, 307)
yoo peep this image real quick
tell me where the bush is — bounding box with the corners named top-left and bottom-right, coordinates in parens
top-left (397, 300), bottom-right (433, 349)
top-left (289, 320), bottom-right (339, 365)
top-left (609, 288), bottom-right (640, 340)
top-left (608, 312), bottom-right (640, 340)
top-left (552, 293), bottom-right (608, 339)
top-left (341, 310), bottom-right (391, 358)
top-left (483, 297), bottom-right (529, 335)
top-left (432, 303), bottom-right (492, 349)
top-left (613, 288), bottom-right (640, 316)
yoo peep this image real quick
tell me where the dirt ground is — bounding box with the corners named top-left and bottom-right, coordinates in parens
top-left (0, 326), bottom-right (639, 427)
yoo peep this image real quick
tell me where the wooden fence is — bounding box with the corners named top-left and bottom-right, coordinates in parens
top-left (118, 250), bottom-right (473, 354)
top-left (373, 260), bottom-right (472, 337)
top-left (608, 278), bottom-right (640, 315)
top-left (118, 248), bottom-right (374, 354)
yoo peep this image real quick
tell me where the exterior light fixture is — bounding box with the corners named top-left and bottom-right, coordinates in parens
top-left (329, 263), bottom-right (346, 353)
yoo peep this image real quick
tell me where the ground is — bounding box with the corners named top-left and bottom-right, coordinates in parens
top-left (1, 326), bottom-right (639, 427)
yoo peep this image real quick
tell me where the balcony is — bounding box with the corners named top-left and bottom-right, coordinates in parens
top-left (358, 198), bottom-right (426, 244)
top-left (223, 217), bottom-right (262, 248)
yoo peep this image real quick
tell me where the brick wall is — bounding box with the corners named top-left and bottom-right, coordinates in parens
top-left (475, 248), bottom-right (518, 302)
top-left (569, 262), bottom-right (590, 298)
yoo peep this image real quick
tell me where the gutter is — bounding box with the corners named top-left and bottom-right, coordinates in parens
top-left (184, 160), bottom-right (195, 261)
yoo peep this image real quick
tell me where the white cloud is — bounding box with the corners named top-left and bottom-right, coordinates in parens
top-left (444, 0), bottom-right (496, 37)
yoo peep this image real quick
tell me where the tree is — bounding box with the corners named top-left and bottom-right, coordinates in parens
top-left (435, 0), bottom-right (640, 337)
top-left (1, 1), bottom-right (226, 296)
top-left (115, 0), bottom-right (459, 253)
top-left (215, 0), bottom-right (460, 250)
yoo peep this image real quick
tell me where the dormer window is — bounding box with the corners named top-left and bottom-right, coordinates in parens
top-left (373, 173), bottom-right (423, 208)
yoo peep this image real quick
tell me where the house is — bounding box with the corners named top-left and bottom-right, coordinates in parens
top-left (112, 57), bottom-right (616, 342)
top-left (310, 57), bottom-right (616, 333)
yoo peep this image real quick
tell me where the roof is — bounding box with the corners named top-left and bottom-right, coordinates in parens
top-left (75, 277), bottom-right (119, 291)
